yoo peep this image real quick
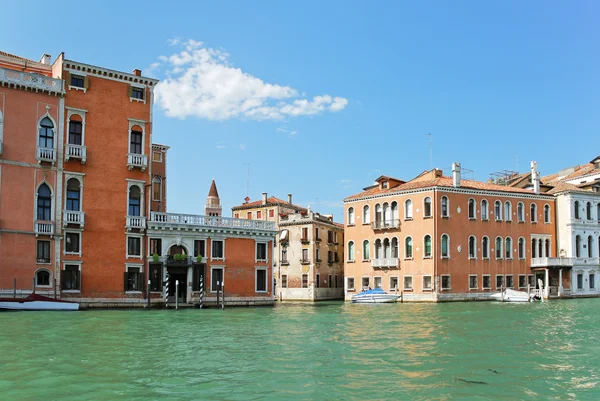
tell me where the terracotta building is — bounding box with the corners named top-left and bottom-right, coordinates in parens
top-left (343, 162), bottom-right (555, 301)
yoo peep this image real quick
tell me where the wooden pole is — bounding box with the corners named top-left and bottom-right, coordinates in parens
top-left (199, 274), bottom-right (204, 309)
top-left (147, 279), bottom-right (151, 310)
top-left (32, 277), bottom-right (36, 294)
top-left (221, 279), bottom-right (225, 310)
top-left (175, 280), bottom-right (179, 310)
top-left (54, 279), bottom-right (57, 299)
top-left (216, 281), bottom-right (220, 309)
top-left (13, 278), bottom-right (16, 298)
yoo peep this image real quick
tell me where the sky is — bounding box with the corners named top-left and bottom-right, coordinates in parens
top-left (2, 1), bottom-right (599, 220)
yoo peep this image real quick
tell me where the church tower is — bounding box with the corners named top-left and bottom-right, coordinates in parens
top-left (205, 179), bottom-right (222, 217)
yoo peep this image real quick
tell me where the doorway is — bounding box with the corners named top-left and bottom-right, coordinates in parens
top-left (167, 266), bottom-right (188, 302)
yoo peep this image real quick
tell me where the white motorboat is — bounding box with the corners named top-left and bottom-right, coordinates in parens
top-left (351, 288), bottom-right (401, 303)
top-left (0, 294), bottom-right (79, 311)
top-left (490, 288), bottom-right (535, 303)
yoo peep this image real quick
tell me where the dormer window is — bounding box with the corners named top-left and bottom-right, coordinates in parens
top-left (129, 86), bottom-right (145, 103)
top-left (382, 181), bottom-right (388, 189)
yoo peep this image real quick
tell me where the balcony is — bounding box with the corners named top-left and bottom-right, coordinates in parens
top-left (63, 210), bottom-right (85, 228)
top-left (65, 144), bottom-right (87, 164)
top-left (531, 257), bottom-right (574, 268)
top-left (166, 255), bottom-right (192, 266)
top-left (149, 212), bottom-right (276, 232)
top-left (126, 215), bottom-right (146, 231)
top-left (35, 220), bottom-right (54, 236)
top-left (36, 147), bottom-right (56, 164)
top-left (300, 237), bottom-right (310, 244)
top-left (0, 67), bottom-right (65, 95)
top-left (372, 219), bottom-right (400, 230)
top-left (372, 258), bottom-right (400, 268)
top-left (300, 259), bottom-right (311, 265)
top-left (314, 237), bottom-right (322, 242)
top-left (127, 153), bottom-right (148, 171)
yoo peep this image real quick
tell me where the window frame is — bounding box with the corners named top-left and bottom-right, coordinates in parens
top-left (62, 263), bottom-right (82, 292)
top-left (403, 275), bottom-right (413, 291)
top-left (441, 234), bottom-right (450, 259)
top-left (517, 202), bottom-right (525, 222)
top-left (36, 240), bottom-right (51, 264)
top-left (35, 268), bottom-right (52, 288)
top-left (281, 274), bottom-right (288, 288)
top-left (404, 236), bottom-right (413, 259)
top-left (505, 274), bottom-right (514, 289)
top-left (64, 230), bottom-right (82, 255)
top-left (482, 236), bottom-right (490, 260)
top-left (152, 177), bottom-right (162, 202)
top-left (482, 274), bottom-right (491, 290)
top-left (210, 266), bottom-right (225, 292)
top-left (423, 197), bottom-right (432, 218)
top-left (255, 267), bottom-right (268, 293)
top-left (494, 201), bottom-right (502, 221)
top-left (468, 198), bottom-right (476, 220)
top-left (495, 236), bottom-right (503, 260)
top-left (544, 204), bottom-right (551, 223)
top-left (504, 201), bottom-right (512, 222)
top-left (505, 237), bottom-right (513, 259)
top-left (362, 205), bottom-right (370, 224)
top-left (347, 207), bottom-right (355, 225)
top-left (496, 274), bottom-right (505, 290)
top-left (389, 276), bottom-right (399, 291)
top-left (530, 203), bottom-right (538, 223)
top-left (152, 151), bottom-right (162, 162)
top-left (347, 240), bottom-right (355, 262)
top-left (211, 239), bottom-right (225, 261)
top-left (441, 274), bottom-right (451, 291)
top-left (361, 276), bottom-right (370, 290)
top-left (346, 277), bottom-right (355, 291)
top-left (423, 234), bottom-right (432, 258)
top-left (422, 275), bottom-right (433, 291)
top-left (481, 199), bottom-right (489, 221)
top-left (255, 241), bottom-right (268, 263)
top-left (440, 196), bottom-right (449, 218)
top-left (405, 199), bottom-right (413, 220)
top-left (126, 234), bottom-right (142, 259)
top-left (518, 275), bottom-right (527, 289)
top-left (468, 274), bottom-right (478, 290)
top-left (468, 235), bottom-right (477, 259)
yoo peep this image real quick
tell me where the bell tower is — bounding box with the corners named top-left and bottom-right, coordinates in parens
top-left (205, 179), bottom-right (222, 217)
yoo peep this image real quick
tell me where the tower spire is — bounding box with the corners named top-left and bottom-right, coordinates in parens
top-left (205, 180), bottom-right (222, 217)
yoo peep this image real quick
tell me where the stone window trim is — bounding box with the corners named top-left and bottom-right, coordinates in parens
top-left (210, 265), bottom-right (226, 293)
top-left (211, 239), bottom-right (226, 261)
top-left (346, 277), bottom-right (355, 292)
top-left (62, 261), bottom-right (82, 293)
top-left (34, 268), bottom-right (53, 288)
top-left (468, 274), bottom-right (478, 291)
top-left (127, 118), bottom-right (147, 155)
top-left (126, 234), bottom-right (143, 259)
top-left (64, 173), bottom-right (85, 213)
top-left (125, 263), bottom-right (144, 294)
top-left (64, 229), bottom-right (82, 256)
top-left (66, 107), bottom-right (87, 146)
top-left (255, 266), bottom-right (268, 293)
top-left (440, 274), bottom-right (451, 291)
top-left (482, 274), bottom-right (492, 290)
top-left (255, 240), bottom-right (269, 263)
top-left (422, 275), bottom-right (433, 291)
top-left (403, 275), bottom-right (413, 291)
top-left (129, 83), bottom-right (146, 104)
top-left (66, 71), bottom-right (89, 93)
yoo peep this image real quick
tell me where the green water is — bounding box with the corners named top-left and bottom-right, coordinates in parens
top-left (1, 300), bottom-right (599, 401)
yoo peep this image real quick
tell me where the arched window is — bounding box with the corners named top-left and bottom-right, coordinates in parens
top-left (391, 201), bottom-right (398, 222)
top-left (391, 238), bottom-right (399, 258)
top-left (518, 237), bottom-right (525, 259)
top-left (441, 196), bottom-right (449, 217)
top-left (530, 204), bottom-right (537, 223)
top-left (128, 186), bottom-right (141, 216)
top-left (405, 199), bottom-right (413, 219)
top-left (38, 117), bottom-right (54, 149)
top-left (348, 207), bottom-right (355, 225)
top-left (362, 205), bottom-right (370, 224)
top-left (495, 237), bottom-right (503, 259)
top-left (532, 239), bottom-right (537, 258)
top-left (505, 237), bottom-right (512, 259)
top-left (544, 205), bottom-right (551, 223)
top-left (382, 203), bottom-right (390, 224)
top-left (575, 235), bottom-right (581, 258)
top-left (545, 239), bottom-right (551, 258)
top-left (468, 236), bottom-right (476, 258)
top-left (424, 235), bottom-right (432, 258)
top-left (441, 234), bottom-right (449, 258)
top-left (405, 237), bottom-right (413, 258)
top-left (517, 202), bottom-right (524, 222)
top-left (152, 177), bottom-right (162, 202)
top-left (482, 236), bottom-right (489, 259)
top-left (37, 183), bottom-right (52, 221)
top-left (538, 239), bottom-right (543, 258)
top-left (374, 239), bottom-right (382, 259)
top-left (423, 197), bottom-right (432, 218)
top-left (481, 199), bottom-right (489, 220)
top-left (68, 114), bottom-right (83, 145)
top-left (66, 178), bottom-right (81, 211)
top-left (494, 201), bottom-right (502, 221)
top-left (588, 236), bottom-right (594, 258)
top-left (574, 201), bottom-right (580, 219)
top-left (35, 269), bottom-right (50, 286)
top-left (130, 127), bottom-right (143, 154)
top-left (347, 241), bottom-right (355, 262)
top-left (468, 199), bottom-right (476, 219)
top-left (383, 238), bottom-right (391, 259)
top-left (586, 202), bottom-right (592, 220)
top-left (504, 201), bottom-right (512, 222)
top-left (375, 204), bottom-right (382, 224)
top-left (362, 240), bottom-right (370, 260)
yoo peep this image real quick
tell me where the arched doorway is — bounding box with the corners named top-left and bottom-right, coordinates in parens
top-left (166, 245), bottom-right (190, 302)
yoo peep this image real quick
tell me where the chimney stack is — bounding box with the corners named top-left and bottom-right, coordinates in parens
top-left (288, 193), bottom-right (292, 204)
top-left (40, 54), bottom-right (51, 65)
top-left (133, 69), bottom-right (142, 76)
top-left (452, 162), bottom-right (461, 187)
top-left (262, 192), bottom-right (267, 205)
top-left (531, 161), bottom-right (540, 194)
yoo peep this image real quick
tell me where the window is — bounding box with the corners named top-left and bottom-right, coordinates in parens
top-left (150, 238), bottom-right (162, 256)
top-left (441, 275), bottom-right (451, 290)
top-left (257, 211), bottom-right (262, 219)
top-left (518, 275), bottom-right (527, 288)
top-left (152, 151), bottom-right (162, 162)
top-left (405, 237), bottom-right (413, 258)
top-left (130, 130), bottom-right (143, 154)
top-left (441, 234), bottom-right (449, 258)
top-left (211, 267), bottom-right (224, 292)
top-left (328, 274), bottom-right (333, 288)
top-left (125, 266), bottom-right (143, 292)
top-left (247, 212), bottom-right (252, 219)
top-left (574, 201), bottom-right (580, 219)
top-left (281, 274), bottom-right (288, 288)
top-left (256, 269), bottom-right (268, 292)
top-left (528, 275), bottom-right (535, 288)
top-left (66, 178), bottom-right (81, 211)
top-left (302, 249), bottom-right (309, 262)
top-left (469, 275), bottom-right (478, 290)
top-left (588, 236), bottom-right (593, 258)
top-left (530, 204), bottom-right (537, 223)
top-left (362, 277), bottom-right (370, 289)
top-left (37, 183), bottom-right (52, 221)
top-left (36, 270), bottom-right (50, 286)
top-left (212, 240), bottom-right (224, 260)
top-left (348, 207), bottom-right (355, 225)
top-left (65, 232), bottom-right (80, 254)
top-left (347, 277), bottom-right (355, 291)
top-left (363, 240), bottom-right (370, 260)
top-left (546, 239), bottom-right (551, 258)
top-left (37, 240), bottom-right (51, 263)
top-left (314, 227), bottom-right (320, 241)
top-left (496, 275), bottom-right (504, 289)
top-left (481, 200), bottom-right (489, 220)
top-left (544, 205), bottom-right (551, 223)
top-left (468, 236), bottom-right (476, 259)
top-left (38, 117), bottom-right (54, 149)
top-left (131, 87), bottom-right (144, 100)
top-left (590, 273), bottom-right (596, 289)
top-left (518, 238), bottom-right (525, 259)
top-left (335, 275), bottom-right (339, 288)
top-left (504, 201), bottom-right (512, 222)
top-left (374, 277), bottom-right (382, 289)
top-left (335, 251), bottom-right (339, 263)
top-left (68, 120), bottom-right (82, 145)
top-left (494, 201), bottom-right (502, 221)
top-left (505, 237), bottom-right (512, 259)
top-left (128, 186), bottom-right (141, 216)
top-left (506, 275), bottom-right (514, 288)
top-left (577, 273), bottom-right (583, 290)
top-left (403, 276), bottom-right (413, 290)
top-left (392, 237), bottom-right (399, 258)
top-left (127, 236), bottom-right (141, 257)
top-left (302, 274), bottom-right (309, 288)
top-left (424, 235), bottom-right (432, 258)
top-left (423, 276), bottom-right (432, 290)
top-left (482, 275), bottom-right (491, 289)
top-left (347, 241), bottom-right (355, 262)
top-left (234, 213), bottom-right (239, 218)
top-left (586, 202), bottom-right (592, 220)
top-left (316, 248), bottom-right (321, 262)
top-left (441, 196), bottom-right (449, 217)
top-left (597, 204), bottom-right (600, 221)
top-left (70, 74), bottom-right (84, 88)
top-left (269, 209), bottom-right (274, 218)
top-left (363, 205), bottom-right (370, 224)
top-left (482, 236), bottom-right (490, 259)
top-left (391, 201), bottom-right (398, 222)
top-left (532, 239), bottom-right (537, 258)
top-left (468, 199), bottom-right (476, 219)
top-left (390, 277), bottom-right (398, 290)
top-left (575, 235), bottom-right (581, 258)
top-left (405, 199), bottom-right (413, 219)
top-left (423, 197), bottom-right (432, 218)
top-left (281, 248), bottom-right (288, 264)
top-left (152, 177), bottom-right (162, 202)
top-left (517, 202), bottom-right (524, 222)
top-left (256, 243), bottom-right (267, 261)
top-left (495, 237), bottom-right (503, 259)
top-left (62, 265), bottom-right (80, 291)
top-left (382, 181), bottom-right (388, 189)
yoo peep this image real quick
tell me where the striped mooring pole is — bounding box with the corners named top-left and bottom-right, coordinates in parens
top-left (199, 274), bottom-right (204, 309)
top-left (164, 272), bottom-right (169, 308)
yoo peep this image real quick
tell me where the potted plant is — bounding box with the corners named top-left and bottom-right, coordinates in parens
top-left (152, 253), bottom-right (159, 263)
top-left (196, 254), bottom-right (203, 263)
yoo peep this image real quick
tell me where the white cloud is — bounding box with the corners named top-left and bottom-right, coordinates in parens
top-left (276, 127), bottom-right (298, 137)
top-left (167, 38), bottom-right (181, 46)
top-left (216, 145), bottom-right (226, 149)
top-left (153, 39), bottom-right (348, 121)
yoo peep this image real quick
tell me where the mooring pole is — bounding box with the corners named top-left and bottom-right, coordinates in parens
top-left (175, 280), bottom-right (179, 311)
top-left (54, 279), bottom-right (57, 299)
top-left (199, 274), bottom-right (204, 309)
top-left (164, 272), bottom-right (169, 308)
top-left (147, 280), bottom-right (151, 310)
top-left (221, 279), bottom-right (225, 310)
top-left (216, 281), bottom-right (220, 308)
top-left (13, 278), bottom-right (16, 298)
top-left (32, 277), bottom-right (35, 294)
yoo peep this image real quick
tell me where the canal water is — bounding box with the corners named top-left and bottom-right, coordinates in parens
top-left (1, 300), bottom-right (599, 400)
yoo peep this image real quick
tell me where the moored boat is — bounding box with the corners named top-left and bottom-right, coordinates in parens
top-left (351, 288), bottom-right (401, 303)
top-left (0, 294), bottom-right (79, 311)
top-left (490, 288), bottom-right (535, 303)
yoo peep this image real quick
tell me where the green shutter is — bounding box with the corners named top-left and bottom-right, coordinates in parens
top-left (64, 71), bottom-right (70, 86)
top-left (128, 85), bottom-right (133, 98)
top-left (83, 75), bottom-right (89, 89)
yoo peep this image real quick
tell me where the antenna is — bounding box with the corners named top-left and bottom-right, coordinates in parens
top-left (425, 133), bottom-right (433, 170)
top-left (243, 162), bottom-right (251, 197)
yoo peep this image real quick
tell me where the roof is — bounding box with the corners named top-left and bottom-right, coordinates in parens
top-left (232, 196), bottom-right (307, 212)
top-left (546, 181), bottom-right (588, 195)
top-left (208, 180), bottom-right (219, 198)
top-left (0, 50), bottom-right (38, 64)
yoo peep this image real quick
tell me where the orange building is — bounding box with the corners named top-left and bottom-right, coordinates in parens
top-left (343, 163), bottom-right (555, 301)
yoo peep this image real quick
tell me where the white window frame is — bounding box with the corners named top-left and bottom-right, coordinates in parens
top-left (346, 277), bottom-right (355, 291)
top-left (281, 274), bottom-right (288, 288)
top-left (362, 205), bottom-right (370, 224)
top-left (505, 237), bottom-right (513, 259)
top-left (66, 107), bottom-right (87, 148)
top-left (482, 236), bottom-right (490, 260)
top-left (544, 204), bottom-right (551, 223)
top-left (62, 261), bottom-right (82, 293)
top-left (481, 199), bottom-right (489, 221)
top-left (518, 274), bottom-right (527, 289)
top-left (422, 275), bottom-right (433, 291)
top-left (518, 237), bottom-right (526, 260)
top-left (126, 180), bottom-right (145, 217)
top-left (468, 198), bottom-right (476, 220)
top-left (64, 173), bottom-right (84, 213)
top-left (67, 72), bottom-right (87, 93)
top-left (495, 237), bottom-right (503, 260)
top-left (504, 201), bottom-right (512, 222)
top-left (152, 150), bottom-right (163, 162)
top-left (403, 275), bottom-right (413, 291)
top-left (441, 196), bottom-right (449, 218)
top-left (530, 203), bottom-right (538, 223)
top-left (404, 236), bottom-right (413, 259)
top-left (211, 239), bottom-right (225, 261)
top-left (347, 240), bottom-right (355, 262)
top-left (468, 235), bottom-right (477, 259)
top-left (64, 229), bottom-right (82, 256)
top-left (126, 234), bottom-right (143, 259)
top-left (469, 274), bottom-right (478, 290)
top-left (348, 207), bottom-right (355, 225)
top-left (302, 273), bottom-right (309, 288)
top-left (441, 274), bottom-right (451, 291)
top-left (36, 239), bottom-right (52, 265)
top-left (528, 274), bottom-right (535, 288)
top-left (125, 263), bottom-right (144, 293)
top-left (423, 234), bottom-right (432, 259)
top-left (36, 112), bottom-right (57, 152)
top-left (440, 233), bottom-right (450, 259)
top-left (494, 201), bottom-right (502, 221)
top-left (505, 274), bottom-right (514, 289)
top-left (517, 202), bottom-right (525, 222)
top-left (495, 274), bottom-right (505, 290)
top-left (362, 239), bottom-right (370, 261)
top-left (255, 241), bottom-right (268, 263)
top-left (482, 274), bottom-right (491, 290)
top-left (389, 276), bottom-right (399, 291)
top-left (34, 180), bottom-right (55, 224)
top-left (210, 266), bottom-right (225, 293)
top-left (373, 276), bottom-right (382, 289)
top-left (423, 197), bottom-right (432, 218)
top-left (361, 276), bottom-right (370, 290)
top-left (127, 118), bottom-right (146, 155)
top-left (129, 84), bottom-right (146, 104)
top-left (405, 199), bottom-right (413, 220)
top-left (255, 267), bottom-right (268, 293)
top-left (34, 268), bottom-right (53, 288)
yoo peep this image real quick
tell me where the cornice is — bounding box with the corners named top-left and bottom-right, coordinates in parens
top-left (64, 59), bottom-right (159, 86)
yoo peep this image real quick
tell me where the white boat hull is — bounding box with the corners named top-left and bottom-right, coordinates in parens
top-left (490, 289), bottom-right (534, 303)
top-left (352, 294), bottom-right (400, 303)
top-left (0, 300), bottom-right (79, 311)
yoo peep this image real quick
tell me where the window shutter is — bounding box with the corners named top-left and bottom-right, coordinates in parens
top-left (138, 273), bottom-right (145, 293)
top-left (128, 85), bottom-right (133, 98)
top-left (64, 71), bottom-right (70, 86)
top-left (60, 271), bottom-right (66, 288)
top-left (76, 270), bottom-right (81, 291)
top-left (141, 87), bottom-right (146, 100)
top-left (83, 76), bottom-right (89, 89)
top-left (124, 272), bottom-right (129, 291)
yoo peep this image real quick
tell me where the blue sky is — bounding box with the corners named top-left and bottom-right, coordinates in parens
top-left (3, 1), bottom-right (599, 220)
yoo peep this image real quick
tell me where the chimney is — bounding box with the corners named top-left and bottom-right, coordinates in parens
top-left (531, 161), bottom-right (540, 194)
top-left (133, 69), bottom-right (142, 76)
top-left (262, 192), bottom-right (267, 205)
top-left (288, 193), bottom-right (292, 204)
top-left (39, 54), bottom-right (51, 65)
top-left (452, 163), bottom-right (461, 187)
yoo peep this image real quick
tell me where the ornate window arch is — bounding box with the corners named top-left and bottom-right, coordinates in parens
top-left (36, 182), bottom-right (53, 221)
top-left (441, 196), bottom-right (449, 217)
top-left (504, 201), bottom-right (512, 222)
top-left (495, 237), bottom-right (503, 259)
top-left (404, 199), bottom-right (413, 219)
top-left (505, 237), bottom-right (513, 259)
top-left (468, 235), bottom-right (476, 259)
top-left (128, 183), bottom-right (143, 217)
top-left (517, 202), bottom-right (525, 222)
top-left (405, 236), bottom-right (413, 258)
top-left (482, 236), bottom-right (490, 259)
top-left (362, 205), bottom-right (370, 224)
top-left (494, 201), bottom-right (502, 221)
top-left (530, 203), bottom-right (538, 223)
top-left (468, 198), bottom-right (476, 219)
top-left (362, 239), bottom-right (370, 260)
top-left (441, 234), bottom-right (449, 258)
top-left (347, 241), bottom-right (355, 262)
top-left (518, 237), bottom-right (525, 259)
top-left (481, 199), bottom-right (489, 220)
top-left (423, 197), bottom-right (432, 218)
top-left (347, 207), bottom-right (355, 225)
top-left (424, 235), bottom-right (432, 258)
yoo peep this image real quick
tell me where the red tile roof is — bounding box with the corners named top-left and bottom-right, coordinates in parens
top-left (0, 50), bottom-right (38, 64)
top-left (232, 196), bottom-right (307, 211)
top-left (208, 180), bottom-right (219, 198)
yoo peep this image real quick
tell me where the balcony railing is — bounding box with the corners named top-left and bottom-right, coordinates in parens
top-left (300, 237), bottom-right (310, 244)
top-left (35, 220), bottom-right (54, 236)
top-left (0, 67), bottom-right (64, 94)
top-left (149, 212), bottom-right (276, 231)
top-left (372, 258), bottom-right (400, 268)
top-left (127, 153), bottom-right (148, 171)
top-left (126, 215), bottom-right (147, 230)
top-left (372, 219), bottom-right (400, 230)
top-left (63, 210), bottom-right (85, 228)
top-left (165, 255), bottom-right (192, 266)
top-left (65, 144), bottom-right (87, 164)
top-left (36, 147), bottom-right (56, 163)
top-left (531, 257), bottom-right (575, 268)
top-left (300, 259), bottom-right (311, 265)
